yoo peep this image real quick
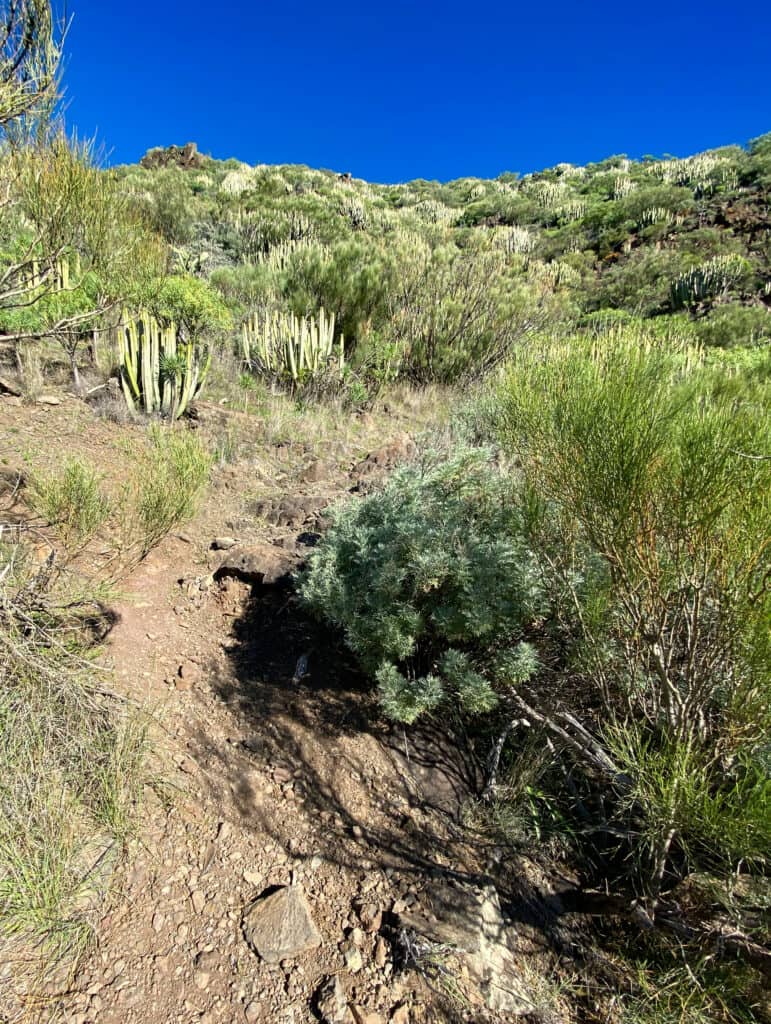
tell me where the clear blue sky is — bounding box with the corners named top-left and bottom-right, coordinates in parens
top-left (60, 0), bottom-right (771, 183)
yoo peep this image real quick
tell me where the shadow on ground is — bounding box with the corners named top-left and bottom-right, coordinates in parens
top-left (192, 582), bottom-right (577, 965)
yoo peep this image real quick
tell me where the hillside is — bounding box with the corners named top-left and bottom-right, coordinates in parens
top-left (121, 136), bottom-right (771, 356)
top-left (1, 23), bottom-right (769, 1023)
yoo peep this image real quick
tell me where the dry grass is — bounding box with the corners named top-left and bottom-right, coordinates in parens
top-left (0, 548), bottom-right (149, 992)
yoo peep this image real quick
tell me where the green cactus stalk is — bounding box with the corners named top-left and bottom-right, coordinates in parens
top-left (119, 312), bottom-right (209, 418)
top-left (241, 307), bottom-right (343, 385)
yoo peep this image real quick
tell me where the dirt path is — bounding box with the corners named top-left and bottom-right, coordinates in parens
top-left (0, 394), bottom-right (561, 1024)
top-left (57, 427), bottom-right (493, 1024)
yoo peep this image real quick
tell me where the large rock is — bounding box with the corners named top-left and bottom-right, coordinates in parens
top-left (243, 885), bottom-right (321, 964)
top-left (397, 881), bottom-right (533, 1016)
top-left (214, 543), bottom-right (299, 585)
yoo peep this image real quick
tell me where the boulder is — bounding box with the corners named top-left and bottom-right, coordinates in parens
top-left (214, 543), bottom-right (299, 585)
top-left (211, 536), bottom-right (238, 550)
top-left (0, 374), bottom-right (22, 396)
top-left (243, 885), bottom-right (321, 964)
top-left (351, 434), bottom-right (416, 492)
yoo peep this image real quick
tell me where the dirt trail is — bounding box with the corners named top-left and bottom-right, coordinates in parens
top-left (58, 427), bottom-right (495, 1024)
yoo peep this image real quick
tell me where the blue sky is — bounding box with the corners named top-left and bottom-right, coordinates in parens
top-left (60, 0), bottom-right (771, 183)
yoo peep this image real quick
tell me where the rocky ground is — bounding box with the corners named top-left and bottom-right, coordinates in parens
top-left (0, 390), bottom-right (570, 1024)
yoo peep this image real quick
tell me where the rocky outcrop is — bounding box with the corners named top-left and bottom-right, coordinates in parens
top-left (213, 543), bottom-right (300, 585)
top-left (140, 142), bottom-right (205, 170)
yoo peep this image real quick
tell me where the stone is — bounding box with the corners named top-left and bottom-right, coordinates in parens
top-left (193, 970), bottom-right (211, 990)
top-left (374, 937), bottom-right (387, 969)
top-left (36, 394), bottom-right (61, 405)
top-left (212, 536), bottom-right (238, 550)
top-left (342, 944), bottom-right (363, 973)
top-left (191, 890), bottom-right (206, 914)
top-left (0, 375), bottom-right (22, 397)
top-left (214, 543), bottom-right (298, 586)
top-left (242, 885), bottom-right (321, 964)
top-left (300, 460), bottom-right (330, 484)
top-left (315, 975), bottom-right (351, 1024)
top-left (358, 903), bottom-right (382, 933)
top-left (352, 1010), bottom-right (385, 1024)
top-left (245, 1002), bottom-right (263, 1022)
top-left (396, 881), bottom-right (531, 1016)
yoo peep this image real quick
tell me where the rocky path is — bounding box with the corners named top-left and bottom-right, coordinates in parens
top-left (54, 430), bottom-right (545, 1024)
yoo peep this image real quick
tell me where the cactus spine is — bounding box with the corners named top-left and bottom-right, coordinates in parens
top-left (241, 308), bottom-right (343, 384)
top-left (119, 312), bottom-right (210, 419)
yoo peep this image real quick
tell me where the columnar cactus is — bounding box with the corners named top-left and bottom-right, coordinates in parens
top-left (118, 312), bottom-right (210, 418)
top-left (241, 307), bottom-right (343, 384)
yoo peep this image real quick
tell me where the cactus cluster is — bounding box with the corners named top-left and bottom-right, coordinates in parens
top-left (253, 238), bottom-right (326, 272)
top-left (118, 312), bottom-right (210, 419)
top-left (413, 199), bottom-right (457, 225)
top-left (646, 154), bottom-right (740, 196)
top-left (638, 206), bottom-right (683, 229)
top-left (671, 254), bottom-right (749, 309)
top-left (241, 307), bottom-right (343, 384)
top-left (492, 226), bottom-right (535, 255)
top-left (613, 175), bottom-right (636, 200)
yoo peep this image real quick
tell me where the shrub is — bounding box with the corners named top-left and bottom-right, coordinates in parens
top-left (495, 324), bottom-right (770, 893)
top-left (29, 459), bottom-right (111, 551)
top-left (300, 445), bottom-right (546, 723)
top-left (0, 549), bottom-right (147, 972)
top-left (124, 426), bottom-right (211, 557)
top-left (384, 243), bottom-right (546, 383)
top-left (693, 302), bottom-right (771, 348)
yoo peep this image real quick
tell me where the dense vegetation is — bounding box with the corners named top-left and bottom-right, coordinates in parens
top-left (0, 3), bottom-right (768, 1021)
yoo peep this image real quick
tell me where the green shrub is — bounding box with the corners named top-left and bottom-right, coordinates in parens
top-left (300, 445), bottom-right (546, 723)
top-left (693, 302), bottom-right (771, 347)
top-left (385, 242), bottom-right (546, 383)
top-left (125, 426), bottom-right (211, 557)
top-left (29, 460), bottom-right (111, 551)
top-left (0, 550), bottom-right (147, 970)
top-left (495, 324), bottom-right (770, 891)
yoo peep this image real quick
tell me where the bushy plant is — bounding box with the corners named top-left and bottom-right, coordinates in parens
top-left (29, 459), bottom-right (111, 551)
top-left (693, 302), bottom-right (771, 348)
top-left (300, 446), bottom-right (546, 723)
top-left (123, 426), bottom-right (211, 557)
top-left (495, 324), bottom-right (770, 894)
top-left (0, 547), bottom-right (147, 970)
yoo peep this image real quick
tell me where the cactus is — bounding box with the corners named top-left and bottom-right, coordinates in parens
top-left (670, 254), bottom-right (749, 310)
top-left (241, 307), bottom-right (343, 385)
top-left (118, 312), bottom-right (210, 419)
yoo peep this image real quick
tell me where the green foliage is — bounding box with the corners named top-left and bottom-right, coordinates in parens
top-left (0, 550), bottom-right (147, 968)
top-left (498, 325), bottom-right (770, 744)
top-left (126, 426), bottom-right (211, 557)
top-left (151, 273), bottom-right (232, 342)
top-left (385, 241), bottom-right (553, 383)
top-left (300, 446), bottom-right (545, 723)
top-left (693, 302), bottom-right (771, 347)
top-left (28, 460), bottom-right (111, 550)
top-left (494, 323), bottom-right (770, 891)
